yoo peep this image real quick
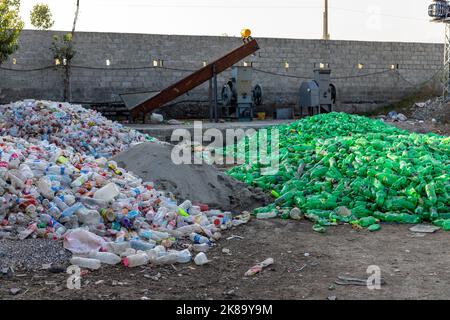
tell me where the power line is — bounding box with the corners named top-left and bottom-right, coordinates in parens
top-left (331, 6), bottom-right (429, 22)
top-left (87, 1), bottom-right (429, 22)
top-left (396, 67), bottom-right (443, 88)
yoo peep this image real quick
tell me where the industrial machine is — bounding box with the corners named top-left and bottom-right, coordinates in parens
top-left (299, 68), bottom-right (336, 117)
top-left (221, 66), bottom-right (263, 121)
top-left (123, 29), bottom-right (260, 123)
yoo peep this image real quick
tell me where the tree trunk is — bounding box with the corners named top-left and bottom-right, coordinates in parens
top-left (66, 0), bottom-right (80, 102)
top-left (63, 66), bottom-right (71, 102)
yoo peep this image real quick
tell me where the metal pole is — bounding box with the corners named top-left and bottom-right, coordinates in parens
top-left (323, 0), bottom-right (330, 40)
top-left (209, 78), bottom-right (213, 122)
top-left (213, 64), bottom-right (219, 123)
top-left (443, 23), bottom-right (450, 100)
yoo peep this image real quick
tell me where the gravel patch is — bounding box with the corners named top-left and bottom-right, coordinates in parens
top-left (0, 239), bottom-right (70, 271)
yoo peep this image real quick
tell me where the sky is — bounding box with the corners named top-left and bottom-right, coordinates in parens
top-left (18, 0), bottom-right (445, 43)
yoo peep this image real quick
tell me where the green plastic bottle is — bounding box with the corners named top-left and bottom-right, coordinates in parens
top-left (368, 224), bottom-right (381, 232)
top-left (358, 216), bottom-right (377, 228)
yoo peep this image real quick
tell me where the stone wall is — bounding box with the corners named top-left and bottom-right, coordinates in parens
top-left (0, 30), bottom-right (443, 116)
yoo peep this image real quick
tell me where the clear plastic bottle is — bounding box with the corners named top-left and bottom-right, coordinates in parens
top-left (53, 196), bottom-right (69, 211)
top-left (79, 196), bottom-right (109, 210)
top-left (130, 239), bottom-right (156, 251)
top-left (193, 243), bottom-right (210, 252)
top-left (104, 241), bottom-right (131, 255)
top-left (88, 252), bottom-right (121, 265)
top-left (46, 165), bottom-right (74, 176)
top-left (153, 252), bottom-right (179, 265)
top-left (176, 249), bottom-right (192, 263)
top-left (120, 248), bottom-right (137, 258)
top-left (189, 232), bottom-right (211, 245)
top-left (139, 229), bottom-right (170, 241)
top-left (194, 252), bottom-right (209, 265)
top-left (123, 253), bottom-right (149, 267)
top-left (71, 173), bottom-right (91, 188)
top-left (70, 257), bottom-right (101, 270)
top-left (61, 194), bottom-right (76, 206)
top-left (256, 211), bottom-right (278, 219)
top-left (93, 183), bottom-right (120, 202)
top-left (179, 200), bottom-right (192, 212)
top-left (61, 202), bottom-right (84, 218)
top-left (18, 223), bottom-right (37, 240)
top-left (19, 164), bottom-right (34, 179)
top-left (37, 177), bottom-right (54, 199)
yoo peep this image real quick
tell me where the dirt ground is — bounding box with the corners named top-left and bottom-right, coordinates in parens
top-left (1, 219), bottom-right (450, 300)
top-left (387, 119), bottom-right (450, 136)
top-left (1, 118), bottom-right (448, 301)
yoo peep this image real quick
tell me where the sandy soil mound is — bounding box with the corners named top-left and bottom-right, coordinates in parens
top-left (113, 143), bottom-right (270, 212)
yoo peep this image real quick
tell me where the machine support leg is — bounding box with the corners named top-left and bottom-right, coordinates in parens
top-left (209, 78), bottom-right (213, 122)
top-left (213, 64), bottom-right (219, 123)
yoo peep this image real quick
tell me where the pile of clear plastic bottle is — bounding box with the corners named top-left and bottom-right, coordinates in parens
top-left (0, 100), bottom-right (149, 158)
top-left (0, 100), bottom-right (250, 268)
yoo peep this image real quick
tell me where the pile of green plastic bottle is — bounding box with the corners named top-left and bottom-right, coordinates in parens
top-left (224, 113), bottom-right (450, 232)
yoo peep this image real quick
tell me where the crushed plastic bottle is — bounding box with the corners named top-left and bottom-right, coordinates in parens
top-left (194, 252), bottom-right (209, 265)
top-left (224, 112), bottom-right (450, 231)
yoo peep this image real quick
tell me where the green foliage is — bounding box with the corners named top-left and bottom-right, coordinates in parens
top-left (51, 33), bottom-right (75, 67)
top-left (0, 0), bottom-right (24, 65)
top-left (30, 3), bottom-right (54, 30)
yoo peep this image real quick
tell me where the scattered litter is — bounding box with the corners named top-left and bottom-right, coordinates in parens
top-left (297, 264), bottom-right (307, 272)
top-left (397, 113), bottom-right (408, 122)
top-left (222, 248), bottom-right (231, 255)
top-left (63, 229), bottom-right (106, 255)
top-left (194, 252), bottom-right (210, 266)
top-left (48, 264), bottom-right (65, 273)
top-left (227, 235), bottom-right (244, 241)
top-left (335, 275), bottom-right (386, 286)
top-left (10, 288), bottom-right (21, 295)
top-left (409, 224), bottom-right (440, 234)
top-left (244, 258), bottom-right (274, 276)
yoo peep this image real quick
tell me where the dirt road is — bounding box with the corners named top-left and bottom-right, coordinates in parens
top-left (1, 219), bottom-right (449, 300)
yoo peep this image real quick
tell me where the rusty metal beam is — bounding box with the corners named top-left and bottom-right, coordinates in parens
top-left (131, 39), bottom-right (260, 118)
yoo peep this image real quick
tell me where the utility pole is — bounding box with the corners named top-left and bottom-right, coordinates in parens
top-left (323, 0), bottom-right (330, 40)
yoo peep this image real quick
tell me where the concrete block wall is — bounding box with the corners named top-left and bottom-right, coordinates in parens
top-left (0, 30), bottom-right (443, 116)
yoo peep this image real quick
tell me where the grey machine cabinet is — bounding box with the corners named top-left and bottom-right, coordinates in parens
top-left (221, 66), bottom-right (263, 121)
top-left (299, 68), bottom-right (336, 117)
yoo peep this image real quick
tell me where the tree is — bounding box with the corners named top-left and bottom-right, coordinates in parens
top-left (0, 0), bottom-right (24, 65)
top-left (30, 3), bottom-right (54, 30)
top-left (49, 0), bottom-right (79, 101)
